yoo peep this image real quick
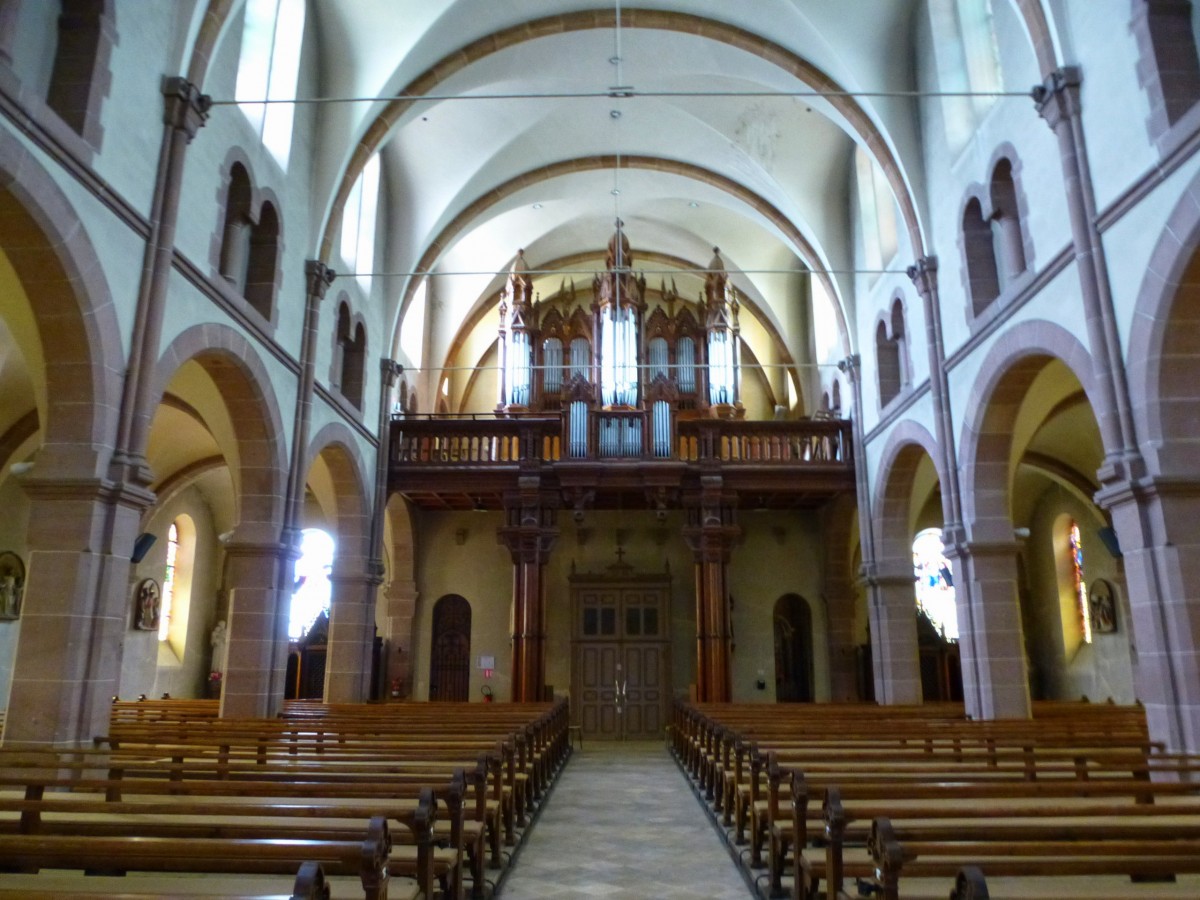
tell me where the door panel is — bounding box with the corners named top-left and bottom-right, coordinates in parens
top-left (573, 580), bottom-right (670, 741)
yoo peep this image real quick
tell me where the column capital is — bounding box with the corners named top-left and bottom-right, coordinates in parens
top-left (906, 255), bottom-right (938, 297)
top-left (160, 76), bottom-right (211, 140)
top-left (380, 358), bottom-right (404, 386)
top-left (1032, 65), bottom-right (1083, 130)
top-left (304, 259), bottom-right (337, 299)
top-left (835, 353), bottom-right (861, 384)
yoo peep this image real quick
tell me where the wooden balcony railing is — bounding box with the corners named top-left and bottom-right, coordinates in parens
top-left (389, 414), bottom-right (851, 466)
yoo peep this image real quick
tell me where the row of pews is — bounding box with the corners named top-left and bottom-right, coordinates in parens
top-left (0, 696), bottom-right (572, 899)
top-left (673, 700), bottom-right (1200, 900)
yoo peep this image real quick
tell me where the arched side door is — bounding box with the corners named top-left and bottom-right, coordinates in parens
top-left (773, 594), bottom-right (814, 702)
top-left (429, 594), bottom-right (471, 701)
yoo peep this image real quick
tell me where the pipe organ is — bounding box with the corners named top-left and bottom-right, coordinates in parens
top-left (496, 223), bottom-right (744, 458)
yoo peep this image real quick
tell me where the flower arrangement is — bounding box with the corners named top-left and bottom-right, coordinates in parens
top-left (208, 670), bottom-right (222, 684)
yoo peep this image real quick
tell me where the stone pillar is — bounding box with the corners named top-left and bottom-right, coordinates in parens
top-left (957, 540), bottom-right (1031, 719)
top-left (5, 475), bottom-right (153, 747)
top-left (498, 483), bottom-right (558, 701)
top-left (1098, 477), bottom-right (1200, 753)
top-left (282, 261), bottom-right (336, 539)
top-left (112, 77), bottom-right (211, 482)
top-left (683, 479), bottom-right (739, 702)
top-left (1033, 68), bottom-right (1140, 471)
top-left (385, 578), bottom-right (418, 698)
top-left (324, 570), bottom-right (377, 702)
top-left (907, 257), bottom-right (990, 714)
top-left (351, 358), bottom-right (402, 699)
top-left (863, 567), bottom-right (923, 705)
top-left (221, 541), bottom-right (293, 718)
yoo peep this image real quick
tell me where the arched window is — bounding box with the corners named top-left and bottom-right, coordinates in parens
top-left (1068, 520), bottom-right (1092, 645)
top-left (929, 0), bottom-right (1002, 150)
top-left (1131, 0), bottom-right (1200, 140)
top-left (913, 528), bottom-right (957, 640)
top-left (876, 320), bottom-right (900, 407)
top-left (989, 158), bottom-right (1027, 287)
top-left (290, 528), bottom-right (334, 639)
top-left (340, 154), bottom-right (380, 292)
top-left (219, 163), bottom-right (254, 293)
top-left (46, 0), bottom-right (116, 148)
top-left (159, 515), bottom-right (196, 655)
top-left (235, 0), bottom-right (305, 169)
top-left (334, 303), bottom-right (366, 411)
top-left (855, 147), bottom-right (899, 275)
top-left (159, 522), bottom-right (178, 642)
top-left (244, 200), bottom-right (279, 319)
top-left (963, 196), bottom-right (1000, 314)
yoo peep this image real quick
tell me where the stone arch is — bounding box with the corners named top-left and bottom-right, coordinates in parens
top-left (958, 321), bottom-right (1105, 542)
top-left (313, 11), bottom-right (929, 268)
top-left (0, 127), bottom-right (123, 478)
top-left (1126, 167), bottom-right (1200, 478)
top-left (872, 420), bottom-right (946, 570)
top-left (153, 324), bottom-right (288, 540)
top-left (1006, 0), bottom-right (1062, 77)
top-left (305, 422), bottom-right (371, 565)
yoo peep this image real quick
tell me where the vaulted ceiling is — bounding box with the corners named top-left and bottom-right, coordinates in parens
top-left (304, 2), bottom-right (926, 399)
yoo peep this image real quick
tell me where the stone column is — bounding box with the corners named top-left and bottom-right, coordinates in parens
top-left (907, 258), bottom-right (988, 713)
top-left (220, 541), bottom-right (294, 718)
top-left (112, 77), bottom-right (211, 483)
top-left (1033, 68), bottom-right (1140, 473)
top-left (5, 475), bottom-right (153, 747)
top-left (324, 569), bottom-right (377, 702)
top-left (1098, 477), bottom-right (1200, 754)
top-left (863, 566), bottom-right (923, 704)
top-left (282, 262), bottom-right (336, 542)
top-left (957, 540), bottom-right (1031, 719)
top-left (498, 482), bottom-right (558, 701)
top-left (385, 578), bottom-right (419, 698)
top-left (683, 478), bottom-right (739, 702)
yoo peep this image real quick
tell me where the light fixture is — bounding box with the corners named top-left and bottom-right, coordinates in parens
top-left (532, 203), bottom-right (543, 209)
top-left (688, 201), bottom-right (699, 208)
top-left (472, 497), bottom-right (487, 513)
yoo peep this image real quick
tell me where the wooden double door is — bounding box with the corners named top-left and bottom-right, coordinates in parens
top-left (571, 576), bottom-right (670, 740)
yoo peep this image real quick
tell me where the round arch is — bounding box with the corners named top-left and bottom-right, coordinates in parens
top-left (153, 324), bottom-right (289, 539)
top-left (0, 128), bottom-right (124, 477)
top-left (957, 321), bottom-right (1105, 541)
top-left (872, 420), bottom-right (945, 570)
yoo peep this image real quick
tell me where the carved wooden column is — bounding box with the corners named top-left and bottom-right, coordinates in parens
top-left (498, 481), bottom-right (558, 701)
top-left (683, 477), bottom-right (740, 702)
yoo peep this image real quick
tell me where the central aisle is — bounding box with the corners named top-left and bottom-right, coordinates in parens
top-left (498, 740), bottom-right (752, 899)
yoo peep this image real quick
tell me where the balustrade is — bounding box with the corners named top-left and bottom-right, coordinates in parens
top-left (389, 413), bottom-right (849, 467)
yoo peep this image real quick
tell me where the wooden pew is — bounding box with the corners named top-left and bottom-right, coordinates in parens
top-left (0, 860), bottom-right (339, 899)
top-left (866, 816), bottom-right (1200, 900)
top-left (0, 756), bottom-right (454, 899)
top-left (0, 815), bottom-right (396, 900)
top-left (795, 780), bottom-right (1200, 900)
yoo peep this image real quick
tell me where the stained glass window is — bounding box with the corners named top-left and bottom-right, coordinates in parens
top-left (159, 522), bottom-right (178, 641)
top-left (913, 528), bottom-right (958, 640)
top-left (1069, 521), bottom-right (1092, 644)
top-left (290, 528), bottom-right (334, 639)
